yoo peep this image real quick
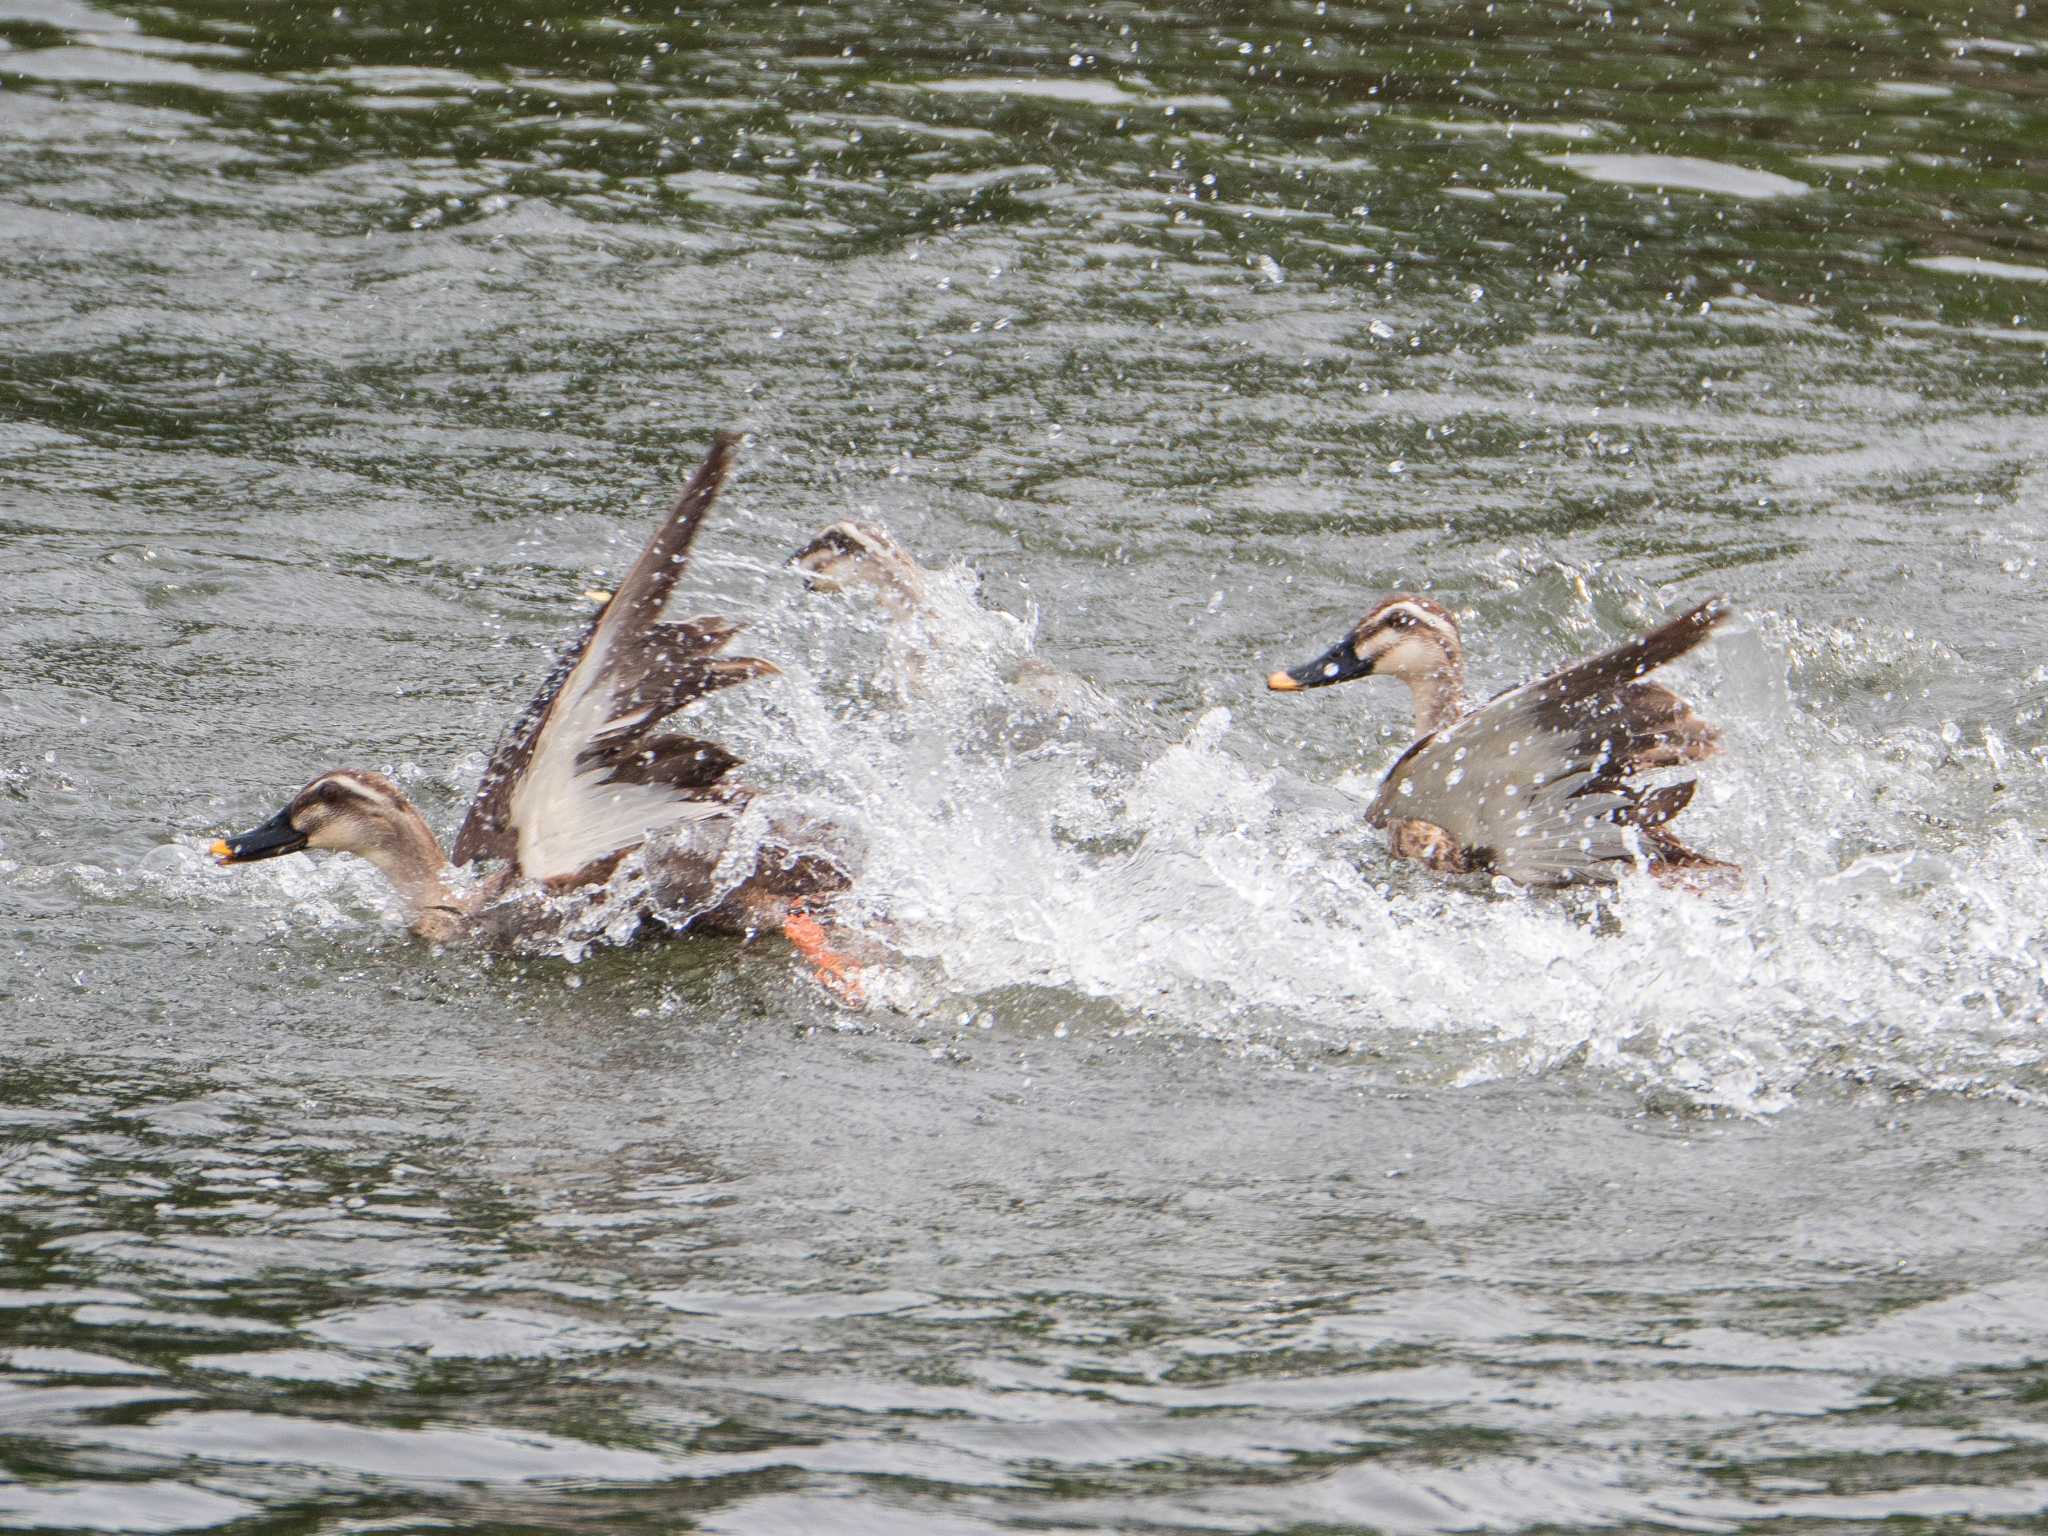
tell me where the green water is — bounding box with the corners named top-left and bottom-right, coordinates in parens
top-left (4, 1), bottom-right (2048, 1531)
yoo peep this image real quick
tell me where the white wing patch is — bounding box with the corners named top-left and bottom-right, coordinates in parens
top-left (455, 432), bottom-right (769, 883)
top-left (506, 622), bottom-right (729, 881)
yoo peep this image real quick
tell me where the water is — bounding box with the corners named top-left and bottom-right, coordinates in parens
top-left (4, 0), bottom-right (2048, 1528)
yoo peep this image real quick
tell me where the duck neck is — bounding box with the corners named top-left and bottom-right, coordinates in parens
top-left (359, 814), bottom-right (465, 942)
top-left (1404, 658), bottom-right (1467, 736)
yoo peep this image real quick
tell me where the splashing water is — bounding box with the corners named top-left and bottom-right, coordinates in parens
top-left (651, 559), bottom-right (2048, 1115)
top-left (113, 539), bottom-right (2047, 1117)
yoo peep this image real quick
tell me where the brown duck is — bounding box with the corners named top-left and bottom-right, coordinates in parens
top-left (210, 431), bottom-right (863, 999)
top-left (788, 521), bottom-right (933, 619)
top-left (1267, 593), bottom-right (1735, 886)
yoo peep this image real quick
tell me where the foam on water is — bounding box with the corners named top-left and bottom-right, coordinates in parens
top-left (109, 541), bottom-right (2047, 1116)
top-left (108, 540), bottom-right (2043, 1115)
top-left (704, 561), bottom-right (2048, 1114)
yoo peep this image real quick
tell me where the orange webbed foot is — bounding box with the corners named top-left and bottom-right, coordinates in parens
top-left (783, 905), bottom-right (866, 1008)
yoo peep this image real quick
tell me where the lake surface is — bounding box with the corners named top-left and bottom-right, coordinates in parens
top-left (4, 0), bottom-right (2048, 1530)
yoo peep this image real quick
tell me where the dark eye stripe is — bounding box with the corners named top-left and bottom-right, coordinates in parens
top-left (310, 778), bottom-right (386, 810)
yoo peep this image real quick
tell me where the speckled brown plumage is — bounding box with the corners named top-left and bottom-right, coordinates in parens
top-left (1272, 595), bottom-right (1738, 887)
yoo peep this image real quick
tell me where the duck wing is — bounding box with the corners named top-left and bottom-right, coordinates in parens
top-left (1364, 597), bottom-right (1730, 885)
top-left (452, 431), bottom-right (776, 880)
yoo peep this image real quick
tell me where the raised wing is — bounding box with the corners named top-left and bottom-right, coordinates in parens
top-left (1365, 597), bottom-right (1729, 885)
top-left (452, 431), bottom-right (776, 880)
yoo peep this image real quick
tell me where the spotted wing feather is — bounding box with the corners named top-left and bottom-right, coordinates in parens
top-left (1366, 597), bottom-right (1730, 886)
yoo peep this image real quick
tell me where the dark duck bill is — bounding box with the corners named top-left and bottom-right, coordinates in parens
top-left (1267, 635), bottom-right (1375, 692)
top-left (210, 805), bottom-right (308, 865)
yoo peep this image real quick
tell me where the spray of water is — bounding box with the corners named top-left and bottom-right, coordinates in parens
top-left (143, 548), bottom-right (2046, 1115)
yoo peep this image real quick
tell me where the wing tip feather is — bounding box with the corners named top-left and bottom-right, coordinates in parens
top-left (1675, 592), bottom-right (1733, 637)
top-left (669, 429), bottom-right (744, 529)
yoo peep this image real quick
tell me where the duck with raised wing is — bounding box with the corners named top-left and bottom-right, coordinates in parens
top-left (1266, 594), bottom-right (1736, 886)
top-left (210, 431), bottom-right (864, 999)
top-left (789, 521), bottom-right (933, 620)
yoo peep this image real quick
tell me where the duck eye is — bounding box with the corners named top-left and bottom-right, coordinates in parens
top-left (1389, 612), bottom-right (1412, 629)
top-left (318, 782), bottom-right (342, 804)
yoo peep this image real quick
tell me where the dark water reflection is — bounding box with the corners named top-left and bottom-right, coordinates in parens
top-left (5, 0), bottom-right (2048, 1530)
top-left (10, 1041), bottom-right (2048, 1531)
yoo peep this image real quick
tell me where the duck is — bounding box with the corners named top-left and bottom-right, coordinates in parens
top-left (789, 521), bottom-right (933, 620)
top-left (1266, 593), bottom-right (1736, 886)
top-left (209, 431), bottom-right (865, 999)
top-left (790, 520), bottom-right (1108, 718)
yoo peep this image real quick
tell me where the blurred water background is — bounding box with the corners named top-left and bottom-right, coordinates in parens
top-left (4, 0), bottom-right (2048, 1530)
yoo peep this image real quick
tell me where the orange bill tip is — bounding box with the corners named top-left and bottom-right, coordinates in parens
top-left (1266, 670), bottom-right (1301, 692)
top-left (209, 838), bottom-right (233, 863)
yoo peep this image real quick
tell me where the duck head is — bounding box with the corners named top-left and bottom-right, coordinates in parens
top-left (1267, 594), bottom-right (1467, 734)
top-left (213, 769), bottom-right (448, 891)
top-left (790, 521), bottom-right (930, 619)
top-left (1268, 594), bottom-right (1461, 690)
